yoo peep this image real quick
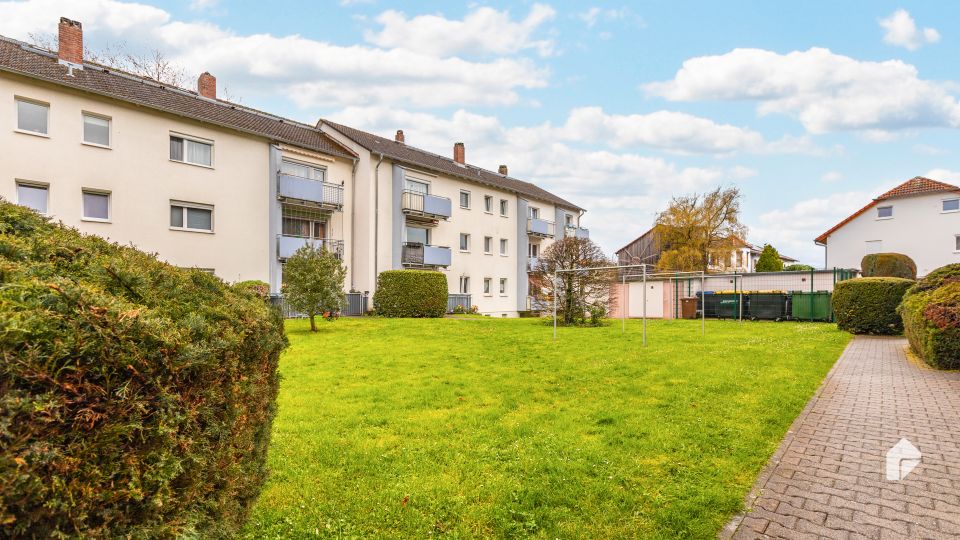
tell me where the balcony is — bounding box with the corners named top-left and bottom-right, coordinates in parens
top-left (401, 242), bottom-right (451, 268)
top-left (526, 217), bottom-right (555, 238)
top-left (565, 226), bottom-right (590, 239)
top-left (277, 235), bottom-right (344, 259)
top-left (527, 256), bottom-right (540, 272)
top-left (401, 190), bottom-right (451, 221)
top-left (278, 173), bottom-right (344, 210)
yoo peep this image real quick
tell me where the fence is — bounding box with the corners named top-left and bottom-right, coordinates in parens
top-left (447, 293), bottom-right (472, 313)
top-left (270, 292), bottom-right (369, 318)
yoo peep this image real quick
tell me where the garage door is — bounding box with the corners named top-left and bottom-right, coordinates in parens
top-left (627, 281), bottom-right (663, 318)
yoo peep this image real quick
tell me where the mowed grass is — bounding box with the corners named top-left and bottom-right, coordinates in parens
top-left (243, 317), bottom-right (850, 539)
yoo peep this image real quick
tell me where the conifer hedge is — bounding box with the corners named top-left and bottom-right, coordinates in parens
top-left (899, 264), bottom-right (960, 369)
top-left (833, 277), bottom-right (914, 335)
top-left (373, 270), bottom-right (448, 317)
top-left (861, 253), bottom-right (917, 280)
top-left (0, 202), bottom-right (286, 537)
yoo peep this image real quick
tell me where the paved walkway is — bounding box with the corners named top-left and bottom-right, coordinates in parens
top-left (724, 336), bottom-right (960, 539)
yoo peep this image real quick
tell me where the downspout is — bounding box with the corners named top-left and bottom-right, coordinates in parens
top-left (373, 152), bottom-right (385, 280)
top-left (349, 156), bottom-right (358, 290)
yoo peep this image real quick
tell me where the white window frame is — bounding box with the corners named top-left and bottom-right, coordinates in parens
top-left (81, 188), bottom-right (111, 222)
top-left (170, 200), bottom-right (214, 233)
top-left (16, 180), bottom-right (49, 214)
top-left (484, 195), bottom-right (493, 213)
top-left (500, 238), bottom-right (508, 256)
top-left (565, 214), bottom-right (574, 227)
top-left (499, 277), bottom-right (508, 296)
top-left (529, 207), bottom-right (540, 219)
top-left (15, 96), bottom-right (50, 137)
top-left (876, 205), bottom-right (893, 220)
top-left (484, 236), bottom-right (493, 254)
top-left (459, 276), bottom-right (470, 294)
top-left (942, 198), bottom-right (960, 214)
top-left (499, 198), bottom-right (508, 217)
top-left (81, 111), bottom-right (112, 149)
top-left (459, 233), bottom-right (470, 252)
top-left (459, 190), bottom-right (471, 209)
top-left (281, 158), bottom-right (327, 182)
top-left (169, 132), bottom-right (214, 168)
top-left (483, 277), bottom-right (492, 296)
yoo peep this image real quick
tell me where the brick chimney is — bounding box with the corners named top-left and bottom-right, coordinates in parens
top-left (198, 72), bottom-right (217, 99)
top-left (58, 17), bottom-right (83, 66)
top-left (395, 130), bottom-right (405, 143)
top-left (498, 164), bottom-right (508, 176)
top-left (453, 142), bottom-right (465, 164)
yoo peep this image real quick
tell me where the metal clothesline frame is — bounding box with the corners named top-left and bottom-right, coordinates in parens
top-left (551, 264), bottom-right (707, 344)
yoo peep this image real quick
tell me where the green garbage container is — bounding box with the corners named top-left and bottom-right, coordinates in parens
top-left (790, 291), bottom-right (832, 321)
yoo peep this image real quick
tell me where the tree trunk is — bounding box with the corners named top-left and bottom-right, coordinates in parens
top-left (309, 314), bottom-right (317, 332)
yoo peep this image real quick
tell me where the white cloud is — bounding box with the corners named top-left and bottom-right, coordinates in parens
top-left (189, 0), bottom-right (218, 11)
top-left (0, 0), bottom-right (548, 109)
top-left (577, 7), bottom-right (630, 29)
top-left (821, 171), bottom-right (843, 183)
top-left (879, 9), bottom-right (940, 51)
top-left (753, 191), bottom-right (869, 264)
top-left (644, 47), bottom-right (960, 134)
top-left (924, 168), bottom-right (960, 183)
top-left (364, 4), bottom-right (556, 57)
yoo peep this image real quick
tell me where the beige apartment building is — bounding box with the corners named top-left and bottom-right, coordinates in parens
top-left (0, 17), bottom-right (586, 317)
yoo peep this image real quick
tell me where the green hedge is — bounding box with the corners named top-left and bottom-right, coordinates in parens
top-left (833, 277), bottom-right (914, 335)
top-left (899, 264), bottom-right (960, 369)
top-left (373, 270), bottom-right (448, 317)
top-left (861, 253), bottom-right (917, 279)
top-left (235, 279), bottom-right (270, 299)
top-left (0, 202), bottom-right (286, 537)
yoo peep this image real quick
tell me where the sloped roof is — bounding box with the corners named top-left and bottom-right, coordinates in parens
top-left (0, 37), bottom-right (355, 159)
top-left (815, 176), bottom-right (960, 244)
top-left (322, 119), bottom-right (583, 211)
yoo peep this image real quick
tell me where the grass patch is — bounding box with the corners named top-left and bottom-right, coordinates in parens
top-left (243, 318), bottom-right (850, 538)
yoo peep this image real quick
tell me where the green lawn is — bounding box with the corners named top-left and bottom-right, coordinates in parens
top-left (242, 318), bottom-right (850, 539)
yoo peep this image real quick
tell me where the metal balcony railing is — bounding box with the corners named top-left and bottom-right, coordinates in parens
top-left (277, 235), bottom-right (344, 259)
top-left (527, 256), bottom-right (541, 271)
top-left (447, 294), bottom-right (472, 313)
top-left (401, 190), bottom-right (452, 220)
top-left (565, 226), bottom-right (590, 239)
top-left (278, 173), bottom-right (344, 209)
top-left (401, 242), bottom-right (452, 267)
top-left (526, 217), bottom-right (555, 238)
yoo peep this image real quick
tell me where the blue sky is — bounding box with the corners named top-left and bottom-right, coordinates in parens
top-left (5, 1), bottom-right (960, 264)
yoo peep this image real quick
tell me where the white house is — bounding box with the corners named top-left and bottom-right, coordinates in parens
top-left (815, 176), bottom-right (960, 276)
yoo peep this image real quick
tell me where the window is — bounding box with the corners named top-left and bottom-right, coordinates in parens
top-left (500, 238), bottom-right (508, 255)
top-left (459, 190), bottom-right (471, 209)
top-left (944, 199), bottom-right (960, 213)
top-left (529, 207), bottom-right (540, 219)
top-left (459, 233), bottom-right (470, 251)
top-left (565, 214), bottom-right (574, 227)
top-left (459, 276), bottom-right (470, 294)
top-left (16, 182), bottom-right (48, 213)
top-left (405, 178), bottom-right (429, 193)
top-left (282, 206), bottom-right (327, 238)
top-left (499, 278), bottom-right (507, 295)
top-left (170, 134), bottom-right (213, 167)
top-left (406, 226), bottom-right (428, 244)
top-left (484, 195), bottom-right (493, 213)
top-left (16, 98), bottom-right (48, 135)
top-left (82, 113), bottom-right (110, 147)
top-left (484, 236), bottom-right (493, 254)
top-left (170, 202), bottom-right (213, 232)
top-left (956, 235), bottom-right (960, 252)
top-left (281, 159), bottom-right (326, 181)
top-left (499, 199), bottom-right (508, 216)
top-left (82, 190), bottom-right (110, 221)
top-left (877, 205), bottom-right (893, 219)
top-left (483, 278), bottom-right (492, 295)
top-left (528, 243), bottom-right (539, 257)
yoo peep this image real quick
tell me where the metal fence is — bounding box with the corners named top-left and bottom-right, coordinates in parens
top-left (270, 292), bottom-right (368, 318)
top-left (447, 293), bottom-right (472, 313)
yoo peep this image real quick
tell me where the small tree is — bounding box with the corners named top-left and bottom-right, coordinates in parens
top-left (755, 244), bottom-right (784, 272)
top-left (282, 244), bottom-right (346, 331)
top-left (532, 237), bottom-right (616, 326)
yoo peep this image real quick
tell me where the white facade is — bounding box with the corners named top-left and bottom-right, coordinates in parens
top-left (820, 192), bottom-right (960, 276)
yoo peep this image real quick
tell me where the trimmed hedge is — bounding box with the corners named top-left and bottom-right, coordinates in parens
top-left (373, 270), bottom-right (447, 317)
top-left (833, 277), bottom-right (914, 335)
top-left (899, 264), bottom-right (960, 369)
top-left (0, 202), bottom-right (287, 537)
top-left (861, 253), bottom-right (917, 279)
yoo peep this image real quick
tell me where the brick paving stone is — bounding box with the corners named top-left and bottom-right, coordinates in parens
top-left (724, 337), bottom-right (960, 539)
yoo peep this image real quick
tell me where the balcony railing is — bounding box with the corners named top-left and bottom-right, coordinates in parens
top-left (277, 235), bottom-right (344, 259)
top-left (278, 173), bottom-right (344, 209)
top-left (565, 226), bottom-right (590, 239)
top-left (401, 242), bottom-right (451, 267)
top-left (401, 190), bottom-right (452, 220)
top-left (526, 217), bottom-right (555, 238)
top-left (447, 294), bottom-right (472, 313)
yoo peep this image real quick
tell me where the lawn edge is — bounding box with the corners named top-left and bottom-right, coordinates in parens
top-left (717, 335), bottom-right (855, 539)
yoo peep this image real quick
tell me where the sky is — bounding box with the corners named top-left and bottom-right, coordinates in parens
top-left (4, 0), bottom-right (960, 265)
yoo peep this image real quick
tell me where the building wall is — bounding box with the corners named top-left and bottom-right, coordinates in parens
top-left (1, 74), bottom-right (272, 284)
top-left (824, 193), bottom-right (960, 276)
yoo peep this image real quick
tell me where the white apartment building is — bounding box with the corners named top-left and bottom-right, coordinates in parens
top-left (815, 176), bottom-right (960, 276)
top-left (0, 17), bottom-right (586, 317)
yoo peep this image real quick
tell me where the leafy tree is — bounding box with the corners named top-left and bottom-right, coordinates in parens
top-left (756, 244), bottom-right (784, 272)
top-left (655, 187), bottom-right (747, 272)
top-left (282, 244), bottom-right (346, 331)
top-left (532, 237), bottom-right (616, 326)
top-left (784, 263), bottom-right (814, 272)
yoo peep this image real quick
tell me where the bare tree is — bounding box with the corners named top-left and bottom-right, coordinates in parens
top-left (532, 237), bottom-right (617, 326)
top-left (655, 186), bottom-right (747, 272)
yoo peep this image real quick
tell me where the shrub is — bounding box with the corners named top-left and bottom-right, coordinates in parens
top-left (755, 244), bottom-right (784, 272)
top-left (899, 264), bottom-right (960, 369)
top-left (833, 277), bottom-right (914, 335)
top-left (373, 270), bottom-right (447, 317)
top-left (861, 253), bottom-right (917, 279)
top-left (784, 263), bottom-right (814, 272)
top-left (235, 279), bottom-right (270, 298)
top-left (282, 244), bottom-right (347, 331)
top-left (0, 202), bottom-right (287, 537)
